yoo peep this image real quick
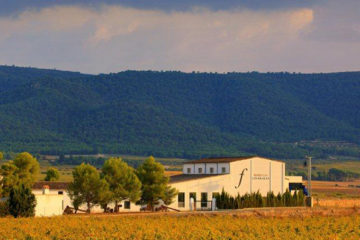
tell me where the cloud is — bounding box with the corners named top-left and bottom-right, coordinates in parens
top-left (0, 2), bottom-right (358, 73)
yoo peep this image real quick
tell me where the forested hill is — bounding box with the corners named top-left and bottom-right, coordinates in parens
top-left (0, 66), bottom-right (359, 159)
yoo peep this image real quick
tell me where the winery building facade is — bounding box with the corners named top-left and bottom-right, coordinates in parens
top-left (167, 156), bottom-right (287, 210)
top-left (32, 156), bottom-right (295, 216)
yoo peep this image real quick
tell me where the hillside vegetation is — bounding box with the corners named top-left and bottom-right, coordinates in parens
top-left (0, 66), bottom-right (360, 159)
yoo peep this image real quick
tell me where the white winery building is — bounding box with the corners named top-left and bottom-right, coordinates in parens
top-left (167, 156), bottom-right (287, 211)
top-left (32, 156), bottom-right (296, 216)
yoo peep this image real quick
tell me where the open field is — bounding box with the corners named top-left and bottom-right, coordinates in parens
top-left (0, 208), bottom-right (359, 240)
top-left (36, 161), bottom-right (74, 182)
top-left (316, 198), bottom-right (360, 208)
top-left (310, 180), bottom-right (360, 199)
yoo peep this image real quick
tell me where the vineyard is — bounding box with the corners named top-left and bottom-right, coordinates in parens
top-left (0, 210), bottom-right (359, 240)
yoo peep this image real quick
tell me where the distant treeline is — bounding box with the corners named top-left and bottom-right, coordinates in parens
top-left (289, 168), bottom-right (360, 181)
top-left (56, 154), bottom-right (184, 168)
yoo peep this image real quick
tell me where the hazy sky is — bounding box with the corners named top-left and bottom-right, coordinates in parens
top-left (0, 0), bottom-right (359, 74)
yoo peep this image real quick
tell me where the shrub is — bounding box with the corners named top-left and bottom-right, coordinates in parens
top-left (216, 189), bottom-right (305, 209)
top-left (266, 192), bottom-right (276, 207)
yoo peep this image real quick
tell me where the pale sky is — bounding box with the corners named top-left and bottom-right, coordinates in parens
top-left (0, 0), bottom-right (359, 74)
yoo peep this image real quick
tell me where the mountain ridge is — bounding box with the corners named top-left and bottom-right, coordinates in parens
top-left (0, 65), bottom-right (359, 159)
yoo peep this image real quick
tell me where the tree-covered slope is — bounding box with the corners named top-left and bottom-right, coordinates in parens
top-left (0, 66), bottom-right (359, 159)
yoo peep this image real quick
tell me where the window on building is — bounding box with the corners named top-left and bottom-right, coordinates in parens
top-left (210, 167), bottom-right (214, 174)
top-left (212, 192), bottom-right (220, 199)
top-left (221, 167), bottom-right (226, 173)
top-left (201, 192), bottom-right (208, 208)
top-left (58, 191), bottom-right (63, 195)
top-left (124, 201), bottom-right (131, 209)
top-left (178, 192), bottom-right (185, 208)
top-left (198, 168), bottom-right (203, 174)
top-left (187, 168), bottom-right (191, 174)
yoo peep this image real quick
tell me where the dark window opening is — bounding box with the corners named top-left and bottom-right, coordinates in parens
top-left (124, 201), bottom-right (131, 209)
top-left (201, 192), bottom-right (208, 208)
top-left (178, 192), bottom-right (185, 208)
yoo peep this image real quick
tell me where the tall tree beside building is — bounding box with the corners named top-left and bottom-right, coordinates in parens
top-left (67, 163), bottom-right (109, 213)
top-left (102, 157), bottom-right (142, 212)
top-left (0, 152), bottom-right (40, 196)
top-left (44, 167), bottom-right (60, 181)
top-left (136, 156), bottom-right (176, 210)
top-left (12, 152), bottom-right (40, 184)
top-left (0, 162), bottom-right (18, 197)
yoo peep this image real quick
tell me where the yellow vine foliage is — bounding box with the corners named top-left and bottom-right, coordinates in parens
top-left (0, 214), bottom-right (359, 240)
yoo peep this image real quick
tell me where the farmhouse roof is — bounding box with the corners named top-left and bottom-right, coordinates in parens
top-left (184, 156), bottom-right (284, 164)
top-left (33, 181), bottom-right (69, 190)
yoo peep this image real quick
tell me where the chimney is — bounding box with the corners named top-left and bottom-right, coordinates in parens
top-left (42, 185), bottom-right (50, 195)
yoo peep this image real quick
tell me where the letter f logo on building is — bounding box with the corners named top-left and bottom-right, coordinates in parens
top-left (235, 168), bottom-right (248, 189)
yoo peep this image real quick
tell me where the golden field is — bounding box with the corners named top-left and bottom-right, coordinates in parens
top-left (0, 209), bottom-right (359, 240)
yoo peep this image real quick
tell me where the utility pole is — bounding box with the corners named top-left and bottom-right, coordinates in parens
top-left (306, 156), bottom-right (312, 197)
top-left (305, 155), bottom-right (313, 207)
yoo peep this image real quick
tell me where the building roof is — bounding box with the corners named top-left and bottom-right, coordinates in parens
top-left (33, 181), bottom-right (69, 190)
top-left (184, 156), bottom-right (255, 164)
top-left (184, 156), bottom-right (285, 164)
top-left (169, 174), bottom-right (224, 184)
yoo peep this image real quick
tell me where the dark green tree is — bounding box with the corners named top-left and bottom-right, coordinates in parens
top-left (163, 185), bottom-right (178, 205)
top-left (67, 163), bottom-right (109, 213)
top-left (137, 156), bottom-right (177, 210)
top-left (266, 191), bottom-right (276, 207)
top-left (102, 157), bottom-right (142, 212)
top-left (8, 184), bottom-right (36, 218)
top-left (44, 167), bottom-right (60, 181)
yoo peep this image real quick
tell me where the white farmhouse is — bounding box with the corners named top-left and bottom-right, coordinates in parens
top-left (32, 182), bottom-right (140, 216)
top-left (32, 182), bottom-right (68, 217)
